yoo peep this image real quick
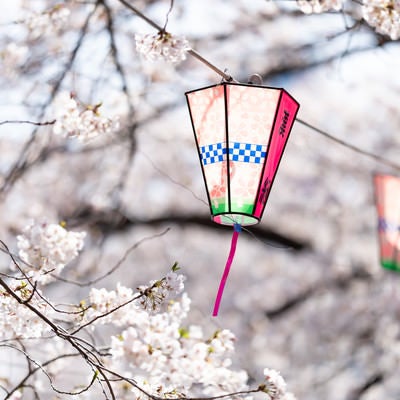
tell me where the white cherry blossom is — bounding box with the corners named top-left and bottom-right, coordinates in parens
top-left (17, 221), bottom-right (86, 284)
top-left (262, 368), bottom-right (288, 400)
top-left (0, 43), bottom-right (28, 78)
top-left (297, 0), bottom-right (344, 13)
top-left (52, 92), bottom-right (120, 141)
top-left (25, 4), bottom-right (70, 39)
top-left (135, 31), bottom-right (191, 64)
top-left (137, 270), bottom-right (186, 312)
top-left (362, 0), bottom-right (400, 40)
top-left (0, 281), bottom-right (51, 339)
top-left (108, 291), bottom-right (250, 397)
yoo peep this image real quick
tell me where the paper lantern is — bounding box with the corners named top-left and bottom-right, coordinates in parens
top-left (374, 173), bottom-right (400, 272)
top-left (185, 82), bottom-right (299, 226)
top-left (185, 81), bottom-right (300, 314)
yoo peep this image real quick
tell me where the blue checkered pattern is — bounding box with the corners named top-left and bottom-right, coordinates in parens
top-left (229, 142), bottom-right (266, 163)
top-left (378, 218), bottom-right (400, 232)
top-left (199, 142), bottom-right (266, 165)
top-left (200, 143), bottom-right (227, 165)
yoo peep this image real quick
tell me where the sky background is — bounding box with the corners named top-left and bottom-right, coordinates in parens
top-left (1, 1), bottom-right (400, 399)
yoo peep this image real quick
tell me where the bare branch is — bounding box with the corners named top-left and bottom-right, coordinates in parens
top-left (0, 119), bottom-right (55, 127)
top-left (57, 227), bottom-right (171, 287)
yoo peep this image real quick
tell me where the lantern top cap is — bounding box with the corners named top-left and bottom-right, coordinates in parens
top-left (185, 82), bottom-right (300, 109)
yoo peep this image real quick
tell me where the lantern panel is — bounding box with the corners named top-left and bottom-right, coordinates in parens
top-left (186, 85), bottom-right (229, 215)
top-left (225, 85), bottom-right (281, 222)
top-left (374, 174), bottom-right (400, 271)
top-left (254, 90), bottom-right (300, 218)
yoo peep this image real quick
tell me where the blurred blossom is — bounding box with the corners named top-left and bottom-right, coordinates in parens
top-left (17, 221), bottom-right (86, 284)
top-left (297, 0), bottom-right (344, 13)
top-left (25, 4), bottom-right (70, 39)
top-left (135, 31), bottom-right (191, 64)
top-left (281, 393), bottom-right (297, 400)
top-left (7, 392), bottom-right (22, 400)
top-left (0, 43), bottom-right (28, 78)
top-left (362, 0), bottom-right (400, 40)
top-left (52, 92), bottom-right (120, 141)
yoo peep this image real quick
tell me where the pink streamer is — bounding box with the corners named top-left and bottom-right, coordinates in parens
top-left (212, 224), bottom-right (241, 316)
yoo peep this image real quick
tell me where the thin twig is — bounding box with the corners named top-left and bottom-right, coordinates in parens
top-left (0, 119), bottom-right (55, 127)
top-left (0, 2), bottom-right (100, 195)
top-left (56, 227), bottom-right (171, 286)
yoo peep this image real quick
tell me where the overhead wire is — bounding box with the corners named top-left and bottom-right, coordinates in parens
top-left (296, 118), bottom-right (400, 171)
top-left (117, 0), bottom-right (400, 173)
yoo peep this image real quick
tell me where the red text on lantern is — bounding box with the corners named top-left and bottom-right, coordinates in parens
top-left (258, 177), bottom-right (272, 206)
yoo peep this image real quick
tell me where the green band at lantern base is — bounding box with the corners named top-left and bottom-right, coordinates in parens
top-left (381, 259), bottom-right (400, 272)
top-left (210, 198), bottom-right (259, 226)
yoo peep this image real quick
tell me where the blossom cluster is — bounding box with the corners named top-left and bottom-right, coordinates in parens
top-left (297, 0), bottom-right (400, 40)
top-left (16, 221), bottom-right (86, 284)
top-left (297, 0), bottom-right (344, 14)
top-left (2, 220), bottom-right (297, 400)
top-left (137, 270), bottom-right (186, 311)
top-left (84, 269), bottom-right (296, 400)
top-left (135, 31), bottom-right (191, 64)
top-left (1, 220), bottom-right (85, 337)
top-left (108, 292), bottom-right (249, 398)
top-left (86, 270), bottom-right (186, 324)
top-left (361, 0), bottom-right (400, 40)
top-left (25, 4), bottom-right (70, 39)
top-left (262, 368), bottom-right (292, 400)
top-left (0, 281), bottom-right (51, 339)
top-left (0, 43), bottom-right (28, 78)
top-left (52, 92), bottom-right (120, 141)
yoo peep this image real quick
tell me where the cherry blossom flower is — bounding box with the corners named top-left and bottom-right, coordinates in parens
top-left (25, 4), bottom-right (70, 39)
top-left (109, 291), bottom-right (250, 397)
top-left (0, 281), bottom-right (51, 338)
top-left (87, 283), bottom-right (143, 325)
top-left (135, 31), bottom-right (191, 64)
top-left (137, 270), bottom-right (186, 312)
top-left (297, 0), bottom-right (344, 13)
top-left (362, 0), bottom-right (400, 40)
top-left (209, 329), bottom-right (236, 355)
top-left (16, 221), bottom-right (86, 284)
top-left (52, 92), bottom-right (120, 141)
top-left (262, 368), bottom-right (287, 400)
top-left (86, 269), bottom-right (185, 324)
top-left (0, 43), bottom-right (28, 78)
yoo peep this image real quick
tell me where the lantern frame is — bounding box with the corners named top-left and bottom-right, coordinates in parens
top-left (374, 173), bottom-right (400, 272)
top-left (185, 81), bottom-right (300, 226)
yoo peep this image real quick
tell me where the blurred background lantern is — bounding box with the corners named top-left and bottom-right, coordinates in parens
top-left (185, 81), bottom-right (300, 315)
top-left (374, 173), bottom-right (400, 272)
top-left (185, 81), bottom-right (300, 226)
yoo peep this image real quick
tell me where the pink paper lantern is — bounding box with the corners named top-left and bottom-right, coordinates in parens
top-left (374, 173), bottom-right (400, 272)
top-left (185, 81), bottom-right (299, 315)
top-left (185, 82), bottom-right (300, 226)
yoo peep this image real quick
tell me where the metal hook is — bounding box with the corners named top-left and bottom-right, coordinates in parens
top-left (248, 74), bottom-right (263, 85)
